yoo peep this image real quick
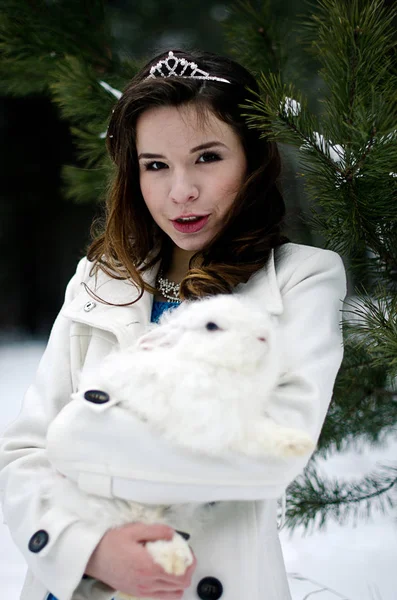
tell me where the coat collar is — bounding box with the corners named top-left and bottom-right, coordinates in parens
top-left (61, 262), bottom-right (160, 347)
top-left (61, 250), bottom-right (283, 346)
top-left (234, 248), bottom-right (283, 315)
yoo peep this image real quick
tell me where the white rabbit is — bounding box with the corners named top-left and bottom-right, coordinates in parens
top-left (75, 293), bottom-right (314, 459)
top-left (48, 294), bottom-right (315, 599)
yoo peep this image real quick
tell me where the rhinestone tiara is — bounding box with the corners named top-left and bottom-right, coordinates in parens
top-left (146, 51), bottom-right (231, 84)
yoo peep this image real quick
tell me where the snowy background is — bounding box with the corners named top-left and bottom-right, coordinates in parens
top-left (1, 340), bottom-right (396, 600)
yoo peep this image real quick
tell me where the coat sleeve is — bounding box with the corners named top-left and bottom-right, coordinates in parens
top-left (46, 247), bottom-right (347, 506)
top-left (257, 246), bottom-right (347, 489)
top-left (0, 258), bottom-right (115, 600)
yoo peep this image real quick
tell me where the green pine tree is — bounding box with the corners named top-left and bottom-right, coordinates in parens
top-left (225, 0), bottom-right (397, 532)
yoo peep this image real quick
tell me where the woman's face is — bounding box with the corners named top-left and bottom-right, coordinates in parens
top-left (136, 104), bottom-right (247, 254)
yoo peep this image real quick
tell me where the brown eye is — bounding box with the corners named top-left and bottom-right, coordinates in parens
top-left (206, 322), bottom-right (220, 331)
top-left (198, 152), bottom-right (221, 163)
top-left (144, 161), bottom-right (167, 171)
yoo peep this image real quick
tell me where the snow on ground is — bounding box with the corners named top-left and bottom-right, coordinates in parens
top-left (0, 341), bottom-right (396, 600)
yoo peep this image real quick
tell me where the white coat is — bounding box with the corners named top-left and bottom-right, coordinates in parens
top-left (0, 243), bottom-right (347, 600)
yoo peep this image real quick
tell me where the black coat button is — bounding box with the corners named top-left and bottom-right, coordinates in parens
top-left (84, 390), bottom-right (110, 404)
top-left (28, 530), bottom-right (49, 553)
top-left (197, 577), bottom-right (223, 600)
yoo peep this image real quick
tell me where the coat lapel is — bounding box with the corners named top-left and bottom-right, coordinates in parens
top-left (235, 249), bottom-right (283, 315)
top-left (61, 262), bottom-right (160, 347)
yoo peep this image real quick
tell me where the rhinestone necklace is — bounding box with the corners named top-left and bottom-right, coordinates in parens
top-left (156, 270), bottom-right (181, 303)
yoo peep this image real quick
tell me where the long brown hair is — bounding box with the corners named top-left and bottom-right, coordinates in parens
top-left (87, 49), bottom-right (288, 302)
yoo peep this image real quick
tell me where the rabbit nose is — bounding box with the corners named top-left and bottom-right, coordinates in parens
top-left (258, 337), bottom-right (267, 342)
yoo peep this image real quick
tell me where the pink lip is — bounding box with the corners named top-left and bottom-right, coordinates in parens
top-left (171, 215), bottom-right (209, 234)
top-left (173, 213), bottom-right (206, 220)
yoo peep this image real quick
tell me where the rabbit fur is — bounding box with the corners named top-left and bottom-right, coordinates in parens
top-left (49, 294), bottom-right (314, 598)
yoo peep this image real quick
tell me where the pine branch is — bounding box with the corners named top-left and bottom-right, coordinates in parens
top-left (317, 325), bottom-right (397, 455)
top-left (49, 55), bottom-right (119, 126)
top-left (343, 292), bottom-right (397, 373)
top-left (61, 161), bottom-right (114, 204)
top-left (285, 462), bottom-right (397, 533)
top-left (223, 0), bottom-right (285, 77)
top-left (306, 0), bottom-right (397, 126)
top-left (240, 0), bottom-right (397, 268)
top-left (0, 2), bottom-right (144, 207)
top-left (0, 0), bottom-right (114, 95)
top-left (241, 73), bottom-right (345, 176)
top-left (344, 126), bottom-right (377, 180)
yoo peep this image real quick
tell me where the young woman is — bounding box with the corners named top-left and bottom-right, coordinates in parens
top-left (0, 49), bottom-right (346, 600)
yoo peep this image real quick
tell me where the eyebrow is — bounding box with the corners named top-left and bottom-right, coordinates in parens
top-left (137, 141), bottom-right (228, 160)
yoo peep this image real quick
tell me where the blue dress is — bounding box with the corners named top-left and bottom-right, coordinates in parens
top-left (150, 299), bottom-right (180, 323)
top-left (47, 301), bottom-right (178, 600)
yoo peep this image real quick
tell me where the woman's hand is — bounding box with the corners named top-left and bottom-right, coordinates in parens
top-left (85, 522), bottom-right (197, 599)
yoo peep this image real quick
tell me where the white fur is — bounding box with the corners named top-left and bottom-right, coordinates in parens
top-left (51, 294), bottom-right (314, 598)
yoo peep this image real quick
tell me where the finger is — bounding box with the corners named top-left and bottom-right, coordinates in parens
top-left (136, 576), bottom-right (187, 591)
top-left (132, 551), bottom-right (190, 583)
top-left (151, 551), bottom-right (196, 586)
top-left (147, 556), bottom-right (194, 584)
top-left (135, 545), bottom-right (195, 583)
top-left (129, 522), bottom-right (175, 542)
top-left (140, 564), bottom-right (192, 584)
top-left (146, 583), bottom-right (187, 593)
top-left (139, 591), bottom-right (184, 600)
top-left (152, 578), bottom-right (191, 590)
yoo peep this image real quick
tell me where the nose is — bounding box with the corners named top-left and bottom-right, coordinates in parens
top-left (169, 170), bottom-right (199, 204)
top-left (258, 337), bottom-right (267, 342)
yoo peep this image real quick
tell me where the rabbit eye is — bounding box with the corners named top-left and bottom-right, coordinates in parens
top-left (206, 322), bottom-right (220, 331)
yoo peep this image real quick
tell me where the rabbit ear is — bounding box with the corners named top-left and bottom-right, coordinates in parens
top-left (137, 325), bottom-right (182, 350)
